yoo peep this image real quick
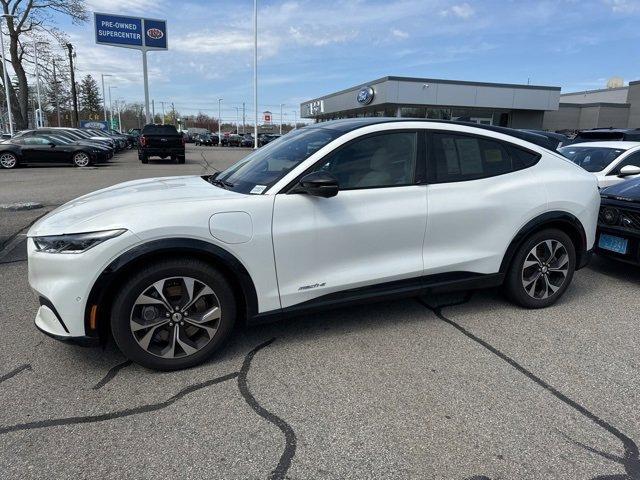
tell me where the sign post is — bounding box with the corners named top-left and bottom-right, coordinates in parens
top-left (94, 12), bottom-right (167, 125)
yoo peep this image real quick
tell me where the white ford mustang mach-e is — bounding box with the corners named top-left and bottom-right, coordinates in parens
top-left (28, 119), bottom-right (600, 370)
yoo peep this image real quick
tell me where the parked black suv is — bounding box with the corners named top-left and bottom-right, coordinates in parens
top-left (597, 178), bottom-right (640, 265)
top-left (138, 124), bottom-right (186, 164)
top-left (575, 128), bottom-right (640, 143)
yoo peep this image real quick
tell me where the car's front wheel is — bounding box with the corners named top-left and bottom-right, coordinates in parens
top-left (111, 258), bottom-right (237, 370)
top-left (505, 228), bottom-right (575, 308)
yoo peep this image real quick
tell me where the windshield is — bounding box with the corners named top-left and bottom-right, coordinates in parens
top-left (557, 146), bottom-right (626, 172)
top-left (215, 127), bottom-right (341, 194)
top-left (143, 125), bottom-right (179, 135)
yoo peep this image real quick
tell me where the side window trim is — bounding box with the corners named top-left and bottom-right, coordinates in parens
top-left (284, 129), bottom-right (423, 193)
top-left (425, 129), bottom-right (541, 184)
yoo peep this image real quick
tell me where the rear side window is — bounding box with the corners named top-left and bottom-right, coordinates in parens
top-left (142, 125), bottom-right (179, 135)
top-left (429, 132), bottom-right (540, 183)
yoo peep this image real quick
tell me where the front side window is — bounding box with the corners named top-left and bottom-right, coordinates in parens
top-left (215, 127), bottom-right (341, 194)
top-left (607, 151), bottom-right (640, 175)
top-left (310, 131), bottom-right (417, 189)
top-left (558, 146), bottom-right (626, 173)
top-left (430, 132), bottom-right (536, 183)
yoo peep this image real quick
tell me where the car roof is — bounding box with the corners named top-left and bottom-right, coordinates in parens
top-left (307, 117), bottom-right (558, 150)
top-left (563, 141), bottom-right (640, 150)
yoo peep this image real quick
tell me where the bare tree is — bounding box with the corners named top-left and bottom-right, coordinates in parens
top-left (0, 0), bottom-right (87, 129)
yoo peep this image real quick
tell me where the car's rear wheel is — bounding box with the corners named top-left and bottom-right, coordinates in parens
top-left (111, 258), bottom-right (236, 370)
top-left (0, 152), bottom-right (18, 169)
top-left (73, 152), bottom-right (91, 167)
top-left (505, 229), bottom-right (575, 308)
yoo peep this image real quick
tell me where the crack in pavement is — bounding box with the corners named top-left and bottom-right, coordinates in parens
top-left (0, 338), bottom-right (297, 480)
top-left (417, 295), bottom-right (640, 480)
top-left (91, 360), bottom-right (133, 390)
top-left (0, 364), bottom-right (31, 385)
top-left (238, 337), bottom-right (296, 480)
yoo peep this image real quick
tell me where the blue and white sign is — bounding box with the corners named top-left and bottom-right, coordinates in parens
top-left (94, 12), bottom-right (167, 50)
top-left (80, 120), bottom-right (109, 130)
top-left (357, 86), bottom-right (375, 105)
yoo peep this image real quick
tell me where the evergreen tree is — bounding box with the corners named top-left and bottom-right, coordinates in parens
top-left (79, 74), bottom-right (102, 120)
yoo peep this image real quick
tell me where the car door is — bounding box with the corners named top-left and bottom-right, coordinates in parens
top-left (271, 130), bottom-right (428, 309)
top-left (20, 137), bottom-right (62, 163)
top-left (602, 150), bottom-right (640, 188)
top-left (424, 130), bottom-right (546, 276)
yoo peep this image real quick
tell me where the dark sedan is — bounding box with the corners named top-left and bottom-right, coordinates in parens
top-left (596, 178), bottom-right (640, 265)
top-left (0, 135), bottom-right (100, 169)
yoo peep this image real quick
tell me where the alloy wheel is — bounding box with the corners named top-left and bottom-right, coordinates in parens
top-left (0, 153), bottom-right (17, 169)
top-left (129, 276), bottom-right (222, 358)
top-left (74, 152), bottom-right (90, 167)
top-left (521, 239), bottom-right (569, 300)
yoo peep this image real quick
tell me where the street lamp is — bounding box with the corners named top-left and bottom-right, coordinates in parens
top-left (253, 0), bottom-right (258, 149)
top-left (108, 85), bottom-right (117, 129)
top-left (101, 74), bottom-right (113, 122)
top-left (218, 98), bottom-right (222, 145)
top-left (0, 14), bottom-right (14, 135)
top-left (293, 109), bottom-right (298, 130)
top-left (279, 103), bottom-right (284, 135)
top-left (32, 39), bottom-right (47, 128)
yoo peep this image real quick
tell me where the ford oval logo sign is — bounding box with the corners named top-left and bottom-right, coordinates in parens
top-left (357, 86), bottom-right (375, 105)
top-left (147, 28), bottom-right (164, 40)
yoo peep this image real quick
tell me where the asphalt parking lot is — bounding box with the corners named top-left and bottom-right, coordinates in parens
top-left (1, 146), bottom-right (640, 480)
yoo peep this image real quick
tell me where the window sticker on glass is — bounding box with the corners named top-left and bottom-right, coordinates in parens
top-left (249, 185), bottom-right (267, 194)
top-left (456, 138), bottom-right (483, 175)
top-left (484, 148), bottom-right (503, 163)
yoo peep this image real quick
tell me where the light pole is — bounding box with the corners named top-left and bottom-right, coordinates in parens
top-left (242, 102), bottom-right (245, 134)
top-left (108, 85), bottom-right (117, 129)
top-left (218, 98), bottom-right (222, 145)
top-left (66, 43), bottom-right (79, 127)
top-left (253, 0), bottom-right (258, 149)
top-left (0, 14), bottom-right (14, 135)
top-left (279, 103), bottom-right (284, 135)
top-left (116, 99), bottom-right (123, 133)
top-left (100, 74), bottom-right (112, 122)
top-left (293, 109), bottom-right (298, 129)
top-left (32, 39), bottom-right (45, 128)
top-left (234, 106), bottom-right (240, 133)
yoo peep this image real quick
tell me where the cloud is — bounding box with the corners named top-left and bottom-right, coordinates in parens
top-left (85, 0), bottom-right (167, 14)
top-left (441, 2), bottom-right (475, 19)
top-left (603, 0), bottom-right (640, 13)
top-left (391, 28), bottom-right (409, 39)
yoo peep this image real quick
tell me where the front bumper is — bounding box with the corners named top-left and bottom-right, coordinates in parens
top-left (595, 226), bottom-right (640, 265)
top-left (28, 230), bottom-right (140, 340)
top-left (35, 301), bottom-right (99, 346)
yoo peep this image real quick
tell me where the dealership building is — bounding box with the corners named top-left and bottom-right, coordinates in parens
top-left (300, 76), bottom-right (561, 129)
top-left (542, 81), bottom-right (640, 131)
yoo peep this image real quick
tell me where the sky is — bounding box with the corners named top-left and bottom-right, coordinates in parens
top-left (52, 0), bottom-right (640, 123)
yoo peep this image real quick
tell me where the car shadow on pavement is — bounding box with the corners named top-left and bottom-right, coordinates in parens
top-left (588, 255), bottom-right (640, 284)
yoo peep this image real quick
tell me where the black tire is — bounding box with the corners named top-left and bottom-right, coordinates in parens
top-left (110, 258), bottom-right (237, 371)
top-left (141, 155), bottom-right (149, 164)
top-left (0, 152), bottom-right (18, 169)
top-left (504, 228), bottom-right (576, 308)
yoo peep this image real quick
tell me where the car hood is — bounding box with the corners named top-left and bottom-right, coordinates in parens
top-left (29, 176), bottom-right (243, 236)
top-left (601, 178), bottom-right (640, 202)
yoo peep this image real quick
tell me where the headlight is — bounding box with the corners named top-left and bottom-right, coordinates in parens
top-left (32, 229), bottom-right (126, 254)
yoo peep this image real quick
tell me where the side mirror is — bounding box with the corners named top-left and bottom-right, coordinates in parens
top-left (619, 165), bottom-right (640, 177)
top-left (296, 171), bottom-right (339, 198)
